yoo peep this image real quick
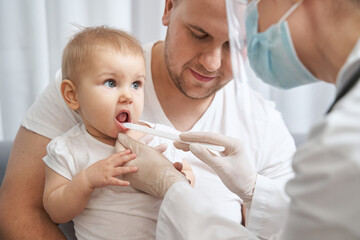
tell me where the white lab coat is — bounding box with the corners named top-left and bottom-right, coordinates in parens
top-left (156, 39), bottom-right (360, 240)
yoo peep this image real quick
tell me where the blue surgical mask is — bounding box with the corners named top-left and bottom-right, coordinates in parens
top-left (245, 0), bottom-right (319, 89)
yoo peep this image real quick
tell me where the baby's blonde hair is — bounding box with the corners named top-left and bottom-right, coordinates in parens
top-left (62, 25), bottom-right (143, 81)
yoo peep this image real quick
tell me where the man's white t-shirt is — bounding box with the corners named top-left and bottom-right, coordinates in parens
top-left (23, 42), bottom-right (295, 239)
top-left (43, 123), bottom-right (183, 240)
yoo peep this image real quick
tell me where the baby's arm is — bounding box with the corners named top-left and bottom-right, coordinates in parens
top-left (43, 150), bottom-right (137, 223)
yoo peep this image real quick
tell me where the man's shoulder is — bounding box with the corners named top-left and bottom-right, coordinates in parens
top-left (142, 41), bottom-right (158, 54)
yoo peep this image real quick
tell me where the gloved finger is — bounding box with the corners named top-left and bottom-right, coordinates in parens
top-left (180, 132), bottom-right (227, 147)
top-left (117, 133), bottom-right (147, 154)
top-left (173, 141), bottom-right (190, 151)
top-left (189, 143), bottom-right (220, 169)
top-left (138, 134), bottom-right (154, 145)
top-left (115, 139), bottom-right (126, 152)
top-left (153, 143), bottom-right (168, 153)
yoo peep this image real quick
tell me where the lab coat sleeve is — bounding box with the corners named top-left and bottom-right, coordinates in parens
top-left (246, 117), bottom-right (295, 239)
top-left (156, 182), bottom-right (259, 240)
top-left (247, 174), bottom-right (291, 239)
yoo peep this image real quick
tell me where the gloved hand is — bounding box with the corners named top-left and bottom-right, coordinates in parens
top-left (116, 133), bottom-right (188, 198)
top-left (116, 134), bottom-right (168, 153)
top-left (175, 132), bottom-right (257, 206)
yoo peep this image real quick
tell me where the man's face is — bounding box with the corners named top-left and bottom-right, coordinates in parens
top-left (162, 0), bottom-right (232, 100)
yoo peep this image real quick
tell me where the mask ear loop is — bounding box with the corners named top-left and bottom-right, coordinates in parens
top-left (278, 0), bottom-right (303, 23)
top-left (275, 0), bottom-right (303, 33)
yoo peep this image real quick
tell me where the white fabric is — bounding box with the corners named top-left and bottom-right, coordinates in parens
top-left (156, 39), bottom-right (360, 240)
top-left (157, 182), bottom-right (259, 240)
top-left (43, 123), bottom-right (183, 240)
top-left (23, 42), bottom-right (295, 238)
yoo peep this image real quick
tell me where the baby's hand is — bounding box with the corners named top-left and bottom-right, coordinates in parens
top-left (84, 150), bottom-right (137, 189)
top-left (174, 159), bottom-right (195, 187)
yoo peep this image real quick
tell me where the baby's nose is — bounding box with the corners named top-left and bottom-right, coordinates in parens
top-left (118, 90), bottom-right (133, 103)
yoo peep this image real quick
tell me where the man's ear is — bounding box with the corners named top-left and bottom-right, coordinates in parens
top-left (162, 0), bottom-right (176, 26)
top-left (61, 79), bottom-right (80, 111)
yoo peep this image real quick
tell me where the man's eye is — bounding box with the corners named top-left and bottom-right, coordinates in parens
top-left (104, 80), bottom-right (116, 88)
top-left (190, 31), bottom-right (208, 40)
top-left (131, 81), bottom-right (141, 90)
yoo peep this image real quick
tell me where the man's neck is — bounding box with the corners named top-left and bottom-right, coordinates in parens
top-left (151, 41), bottom-right (214, 132)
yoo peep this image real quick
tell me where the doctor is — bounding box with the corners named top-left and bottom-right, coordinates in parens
top-left (118, 0), bottom-right (360, 239)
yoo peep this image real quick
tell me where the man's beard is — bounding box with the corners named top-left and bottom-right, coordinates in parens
top-left (164, 46), bottom-right (225, 100)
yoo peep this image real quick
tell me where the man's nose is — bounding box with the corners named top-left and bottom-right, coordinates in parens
top-left (199, 46), bottom-right (222, 72)
top-left (118, 89), bottom-right (133, 103)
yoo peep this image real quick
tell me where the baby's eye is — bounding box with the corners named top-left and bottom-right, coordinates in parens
top-left (131, 81), bottom-right (142, 90)
top-left (104, 80), bottom-right (116, 88)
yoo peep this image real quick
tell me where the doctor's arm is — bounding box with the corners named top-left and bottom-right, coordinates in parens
top-left (157, 182), bottom-right (259, 240)
top-left (177, 129), bottom-right (295, 239)
top-left (0, 127), bottom-right (66, 239)
top-left (117, 133), bottom-right (259, 240)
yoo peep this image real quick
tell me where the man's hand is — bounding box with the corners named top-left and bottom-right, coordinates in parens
top-left (173, 159), bottom-right (195, 187)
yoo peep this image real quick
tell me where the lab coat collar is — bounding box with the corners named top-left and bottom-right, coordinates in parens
top-left (336, 38), bottom-right (360, 93)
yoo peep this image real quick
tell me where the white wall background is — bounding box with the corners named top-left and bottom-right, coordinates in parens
top-left (0, 0), bottom-right (336, 141)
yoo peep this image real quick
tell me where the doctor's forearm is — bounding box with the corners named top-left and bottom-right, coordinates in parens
top-left (245, 174), bottom-right (291, 239)
top-left (156, 182), bottom-right (259, 240)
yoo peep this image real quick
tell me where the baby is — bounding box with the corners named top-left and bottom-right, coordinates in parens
top-left (42, 26), bottom-right (193, 240)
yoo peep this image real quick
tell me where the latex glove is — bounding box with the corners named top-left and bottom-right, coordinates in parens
top-left (116, 134), bottom-right (168, 154)
top-left (117, 133), bottom-right (188, 198)
top-left (175, 132), bottom-right (257, 206)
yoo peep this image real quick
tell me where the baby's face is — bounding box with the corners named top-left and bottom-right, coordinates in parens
top-left (76, 46), bottom-right (145, 142)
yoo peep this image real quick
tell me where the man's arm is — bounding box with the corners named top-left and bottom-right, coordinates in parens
top-left (0, 127), bottom-right (66, 239)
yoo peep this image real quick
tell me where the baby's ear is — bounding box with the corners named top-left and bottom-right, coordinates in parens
top-left (61, 79), bottom-right (80, 111)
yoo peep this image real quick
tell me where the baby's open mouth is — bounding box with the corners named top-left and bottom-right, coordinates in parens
top-left (116, 111), bottom-right (131, 124)
top-left (116, 111), bottom-right (132, 132)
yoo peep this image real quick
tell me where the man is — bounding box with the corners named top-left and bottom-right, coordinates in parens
top-left (0, 0), bottom-right (294, 239)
